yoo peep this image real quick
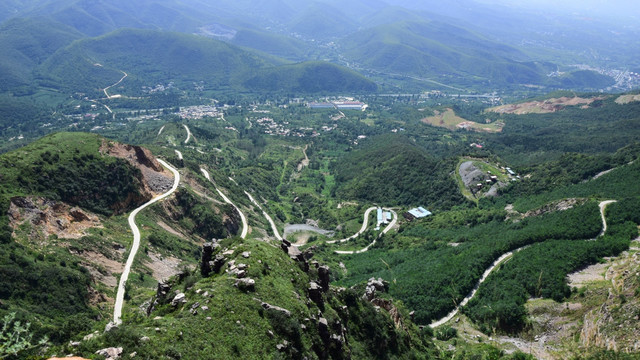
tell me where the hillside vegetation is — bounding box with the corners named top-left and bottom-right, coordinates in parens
top-left (333, 135), bottom-right (466, 210)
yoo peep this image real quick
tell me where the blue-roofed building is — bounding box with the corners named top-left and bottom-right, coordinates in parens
top-left (377, 207), bottom-right (384, 224)
top-left (405, 206), bottom-right (432, 220)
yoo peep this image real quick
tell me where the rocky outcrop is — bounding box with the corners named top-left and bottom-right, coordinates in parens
top-left (201, 241), bottom-right (221, 277)
top-left (95, 347), bottom-right (123, 360)
top-left (363, 278), bottom-right (389, 302)
top-left (309, 282), bottom-right (324, 309)
top-left (318, 266), bottom-right (330, 292)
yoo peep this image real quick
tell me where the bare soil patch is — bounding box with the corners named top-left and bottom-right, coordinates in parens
top-left (145, 251), bottom-right (184, 281)
top-left (8, 197), bottom-right (102, 241)
top-left (489, 97), bottom-right (604, 115)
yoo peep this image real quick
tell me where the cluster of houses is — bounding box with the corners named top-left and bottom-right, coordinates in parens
top-left (178, 105), bottom-right (222, 120)
top-left (256, 117), bottom-right (318, 138)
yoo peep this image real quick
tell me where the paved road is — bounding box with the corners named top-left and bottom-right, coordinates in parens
top-left (335, 209), bottom-right (397, 254)
top-left (158, 125), bottom-right (165, 136)
top-left (428, 200), bottom-right (617, 328)
top-left (327, 207), bottom-right (377, 244)
top-left (200, 168), bottom-right (248, 239)
top-left (244, 191), bottom-right (282, 240)
top-left (183, 124), bottom-right (192, 144)
top-left (174, 149), bottom-right (183, 160)
top-left (113, 159), bottom-right (180, 325)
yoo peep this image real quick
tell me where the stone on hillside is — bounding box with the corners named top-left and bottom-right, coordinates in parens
top-left (104, 322), bottom-right (118, 333)
top-left (261, 301), bottom-right (292, 317)
top-left (242, 251), bottom-right (251, 258)
top-left (276, 340), bottom-right (289, 351)
top-left (95, 347), bottom-right (123, 360)
top-left (235, 278), bottom-right (255, 292)
top-left (171, 293), bottom-right (187, 306)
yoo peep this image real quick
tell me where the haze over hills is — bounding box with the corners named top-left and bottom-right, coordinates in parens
top-left (0, 0), bottom-right (637, 94)
top-left (3, 2), bottom-right (640, 359)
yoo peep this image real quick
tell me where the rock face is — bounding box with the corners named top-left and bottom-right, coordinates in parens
top-left (372, 298), bottom-right (405, 330)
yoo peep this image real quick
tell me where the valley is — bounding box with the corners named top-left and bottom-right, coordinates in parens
top-left (1, 1), bottom-right (640, 359)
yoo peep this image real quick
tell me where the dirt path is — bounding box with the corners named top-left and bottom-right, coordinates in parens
top-left (158, 125), bottom-right (165, 136)
top-left (200, 168), bottom-right (247, 239)
top-left (104, 71), bottom-right (128, 99)
top-left (112, 159), bottom-right (180, 325)
top-left (296, 145), bottom-right (310, 172)
top-left (429, 200), bottom-right (617, 328)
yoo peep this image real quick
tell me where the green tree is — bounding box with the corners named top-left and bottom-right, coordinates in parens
top-left (0, 313), bottom-right (48, 359)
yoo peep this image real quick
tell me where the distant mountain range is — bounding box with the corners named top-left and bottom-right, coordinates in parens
top-left (0, 0), bottom-right (638, 94)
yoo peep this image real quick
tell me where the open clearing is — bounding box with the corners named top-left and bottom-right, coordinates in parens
top-left (488, 96), bottom-right (603, 115)
top-left (422, 108), bottom-right (503, 133)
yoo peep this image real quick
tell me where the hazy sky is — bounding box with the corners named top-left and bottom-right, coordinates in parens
top-left (476, 0), bottom-right (640, 19)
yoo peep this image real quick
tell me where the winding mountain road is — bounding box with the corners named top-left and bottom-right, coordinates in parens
top-left (200, 168), bottom-right (248, 239)
top-left (113, 159), bottom-right (180, 325)
top-left (183, 124), bottom-right (193, 144)
top-left (244, 191), bottom-right (282, 240)
top-left (428, 200), bottom-right (617, 328)
top-left (327, 207), bottom-right (377, 244)
top-left (334, 209), bottom-right (398, 254)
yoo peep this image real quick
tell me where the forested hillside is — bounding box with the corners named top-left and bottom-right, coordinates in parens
top-left (333, 135), bottom-right (466, 210)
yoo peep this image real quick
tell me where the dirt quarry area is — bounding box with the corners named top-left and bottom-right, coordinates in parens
top-left (488, 96), bottom-right (604, 115)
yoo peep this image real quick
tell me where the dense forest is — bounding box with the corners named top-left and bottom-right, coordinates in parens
top-left (332, 135), bottom-right (467, 210)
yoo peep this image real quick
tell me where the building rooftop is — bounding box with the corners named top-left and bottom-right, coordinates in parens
top-left (408, 207), bottom-right (432, 218)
